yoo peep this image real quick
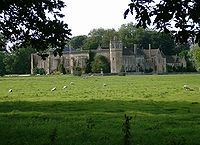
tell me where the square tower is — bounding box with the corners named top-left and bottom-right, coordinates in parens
top-left (109, 37), bottom-right (123, 73)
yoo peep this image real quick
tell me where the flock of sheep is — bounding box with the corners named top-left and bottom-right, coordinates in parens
top-left (7, 83), bottom-right (199, 94)
top-left (7, 76), bottom-right (108, 93)
top-left (50, 81), bottom-right (74, 92)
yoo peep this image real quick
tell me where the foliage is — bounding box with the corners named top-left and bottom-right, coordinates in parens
top-left (58, 63), bottom-right (66, 74)
top-left (92, 55), bottom-right (110, 73)
top-left (81, 28), bottom-right (117, 50)
top-left (0, 75), bottom-right (200, 144)
top-left (0, 0), bottom-right (71, 55)
top-left (0, 51), bottom-right (5, 76)
top-left (70, 35), bottom-right (87, 50)
top-left (125, 0), bottom-right (200, 46)
top-left (3, 46), bottom-right (35, 74)
top-left (122, 114), bottom-right (132, 145)
top-left (82, 36), bottom-right (100, 50)
top-left (73, 66), bottom-right (82, 76)
top-left (85, 51), bottom-right (96, 73)
top-left (33, 67), bottom-right (46, 75)
top-left (176, 44), bottom-right (190, 57)
top-left (0, 33), bottom-right (6, 52)
top-left (118, 23), bottom-right (176, 55)
top-left (190, 44), bottom-right (200, 71)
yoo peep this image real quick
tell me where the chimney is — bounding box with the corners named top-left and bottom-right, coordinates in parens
top-left (149, 44), bottom-right (151, 57)
top-left (134, 44), bottom-right (137, 55)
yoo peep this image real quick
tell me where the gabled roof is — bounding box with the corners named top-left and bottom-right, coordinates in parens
top-left (166, 55), bottom-right (183, 63)
top-left (143, 49), bottom-right (159, 58)
top-left (122, 47), bottom-right (144, 56)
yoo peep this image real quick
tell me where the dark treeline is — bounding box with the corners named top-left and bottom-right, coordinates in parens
top-left (0, 46), bottom-right (36, 76)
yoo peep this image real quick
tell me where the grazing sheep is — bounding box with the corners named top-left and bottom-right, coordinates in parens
top-left (70, 82), bottom-right (74, 85)
top-left (103, 83), bottom-right (107, 87)
top-left (8, 89), bottom-right (12, 93)
top-left (183, 85), bottom-right (193, 91)
top-left (51, 87), bottom-right (56, 91)
top-left (63, 85), bottom-right (67, 89)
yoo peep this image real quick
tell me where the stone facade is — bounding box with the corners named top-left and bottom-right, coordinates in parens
top-left (31, 38), bottom-right (170, 74)
top-left (166, 55), bottom-right (187, 68)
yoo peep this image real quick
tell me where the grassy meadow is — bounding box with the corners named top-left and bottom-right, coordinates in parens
top-left (0, 74), bottom-right (200, 145)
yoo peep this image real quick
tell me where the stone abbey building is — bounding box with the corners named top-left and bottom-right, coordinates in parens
top-left (31, 38), bottom-right (186, 74)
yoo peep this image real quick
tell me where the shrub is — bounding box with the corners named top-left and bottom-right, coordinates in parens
top-left (73, 66), bottom-right (82, 76)
top-left (58, 63), bottom-right (66, 74)
top-left (92, 55), bottom-right (110, 73)
top-left (33, 67), bottom-right (46, 75)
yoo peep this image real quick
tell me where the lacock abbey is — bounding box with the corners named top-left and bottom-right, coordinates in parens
top-left (31, 37), bottom-right (186, 75)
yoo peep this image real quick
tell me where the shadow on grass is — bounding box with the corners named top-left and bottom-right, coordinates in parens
top-left (0, 99), bottom-right (199, 115)
top-left (0, 100), bottom-right (200, 145)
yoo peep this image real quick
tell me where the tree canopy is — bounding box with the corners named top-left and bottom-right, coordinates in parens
top-left (190, 44), bottom-right (200, 71)
top-left (125, 0), bottom-right (200, 45)
top-left (92, 55), bottom-right (110, 73)
top-left (0, 0), bottom-right (71, 56)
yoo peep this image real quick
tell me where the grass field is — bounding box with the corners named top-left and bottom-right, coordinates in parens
top-left (0, 74), bottom-right (200, 145)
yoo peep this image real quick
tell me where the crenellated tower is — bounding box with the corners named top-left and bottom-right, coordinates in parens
top-left (109, 37), bottom-right (123, 73)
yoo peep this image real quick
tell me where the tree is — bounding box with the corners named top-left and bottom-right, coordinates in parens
top-left (151, 32), bottom-right (176, 55)
top-left (92, 55), bottom-right (110, 73)
top-left (0, 0), bottom-right (71, 56)
top-left (118, 23), bottom-right (176, 55)
top-left (190, 44), bottom-right (200, 71)
top-left (83, 28), bottom-right (117, 50)
top-left (0, 51), bottom-right (6, 76)
top-left (85, 51), bottom-right (96, 73)
top-left (82, 36), bottom-right (100, 50)
top-left (125, 0), bottom-right (200, 45)
top-left (4, 46), bottom-right (36, 74)
top-left (70, 35), bottom-right (87, 50)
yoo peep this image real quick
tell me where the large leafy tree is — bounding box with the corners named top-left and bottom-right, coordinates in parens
top-left (92, 55), bottom-right (110, 73)
top-left (125, 0), bottom-right (200, 45)
top-left (4, 46), bottom-right (36, 74)
top-left (118, 22), bottom-right (176, 55)
top-left (190, 44), bottom-right (200, 71)
top-left (0, 0), bottom-right (71, 56)
top-left (70, 35), bottom-right (87, 50)
top-left (0, 51), bottom-right (6, 76)
top-left (82, 28), bottom-right (117, 50)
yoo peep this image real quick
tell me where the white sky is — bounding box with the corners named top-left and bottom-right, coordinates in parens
top-left (63, 0), bottom-right (135, 37)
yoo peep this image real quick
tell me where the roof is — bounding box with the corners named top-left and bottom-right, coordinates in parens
top-left (122, 47), bottom-right (144, 56)
top-left (123, 48), bottom-right (134, 55)
top-left (143, 49), bottom-right (161, 59)
top-left (49, 46), bottom-right (75, 54)
top-left (166, 55), bottom-right (183, 63)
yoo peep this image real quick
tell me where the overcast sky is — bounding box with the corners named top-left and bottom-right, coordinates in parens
top-left (63, 0), bottom-right (135, 36)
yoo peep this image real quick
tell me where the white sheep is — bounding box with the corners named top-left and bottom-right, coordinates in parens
top-left (70, 82), bottom-right (74, 85)
top-left (8, 89), bottom-right (12, 93)
top-left (103, 83), bottom-right (107, 87)
top-left (183, 84), bottom-right (193, 91)
top-left (51, 87), bottom-right (56, 91)
top-left (63, 85), bottom-right (67, 89)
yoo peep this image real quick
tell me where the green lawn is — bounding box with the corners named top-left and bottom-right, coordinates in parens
top-left (0, 74), bottom-right (200, 145)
